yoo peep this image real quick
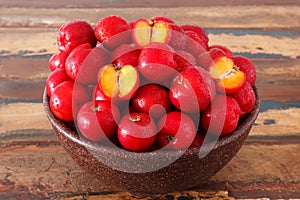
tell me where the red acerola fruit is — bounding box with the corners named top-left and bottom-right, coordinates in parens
top-left (118, 113), bottom-right (157, 152)
top-left (184, 30), bottom-right (207, 57)
top-left (181, 24), bottom-right (209, 46)
top-left (50, 81), bottom-right (89, 122)
top-left (57, 19), bottom-right (96, 54)
top-left (95, 15), bottom-right (131, 49)
top-left (169, 67), bottom-right (216, 113)
top-left (46, 68), bottom-right (72, 97)
top-left (65, 44), bottom-right (108, 84)
top-left (208, 45), bottom-right (233, 58)
top-left (76, 100), bottom-right (120, 142)
top-left (168, 24), bottom-right (187, 50)
top-left (197, 47), bottom-right (227, 70)
top-left (48, 51), bottom-right (68, 71)
top-left (201, 95), bottom-right (241, 136)
top-left (232, 55), bottom-right (257, 86)
top-left (231, 81), bottom-right (256, 117)
top-left (131, 83), bottom-right (172, 119)
top-left (111, 43), bottom-right (141, 68)
top-left (138, 42), bottom-right (177, 82)
top-left (157, 111), bottom-right (196, 150)
top-left (174, 50), bottom-right (197, 72)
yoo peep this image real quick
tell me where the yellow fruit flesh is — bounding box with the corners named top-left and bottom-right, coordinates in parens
top-left (118, 65), bottom-right (138, 97)
top-left (209, 57), bottom-right (234, 79)
top-left (218, 69), bottom-right (245, 90)
top-left (134, 20), bottom-right (151, 47)
top-left (99, 65), bottom-right (118, 98)
top-left (151, 23), bottom-right (169, 43)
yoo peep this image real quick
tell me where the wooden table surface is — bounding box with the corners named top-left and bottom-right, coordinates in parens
top-left (0, 0), bottom-right (300, 199)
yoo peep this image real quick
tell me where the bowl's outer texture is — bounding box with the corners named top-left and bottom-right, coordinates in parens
top-left (43, 86), bottom-right (260, 196)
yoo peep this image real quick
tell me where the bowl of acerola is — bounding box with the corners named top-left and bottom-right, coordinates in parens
top-left (43, 15), bottom-right (260, 196)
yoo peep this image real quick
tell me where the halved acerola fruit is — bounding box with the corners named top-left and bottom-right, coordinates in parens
top-left (98, 64), bottom-right (139, 100)
top-left (132, 18), bottom-right (171, 48)
top-left (209, 56), bottom-right (246, 94)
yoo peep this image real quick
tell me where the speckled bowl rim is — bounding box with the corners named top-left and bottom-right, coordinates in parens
top-left (43, 85), bottom-right (260, 159)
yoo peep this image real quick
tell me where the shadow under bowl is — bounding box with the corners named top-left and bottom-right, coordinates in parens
top-left (43, 86), bottom-right (260, 196)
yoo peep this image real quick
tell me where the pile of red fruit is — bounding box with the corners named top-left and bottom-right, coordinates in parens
top-left (46, 15), bottom-right (257, 152)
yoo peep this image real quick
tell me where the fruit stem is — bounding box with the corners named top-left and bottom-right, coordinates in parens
top-left (233, 65), bottom-right (239, 71)
top-left (91, 106), bottom-right (101, 112)
top-left (130, 115), bottom-right (141, 122)
top-left (177, 76), bottom-right (183, 84)
top-left (166, 135), bottom-right (174, 142)
top-left (114, 65), bottom-right (121, 71)
top-left (148, 19), bottom-right (155, 27)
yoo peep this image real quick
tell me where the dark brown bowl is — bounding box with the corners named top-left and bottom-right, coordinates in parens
top-left (43, 86), bottom-right (260, 196)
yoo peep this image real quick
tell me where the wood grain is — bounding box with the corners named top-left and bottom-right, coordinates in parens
top-left (1, 57), bottom-right (299, 102)
top-left (1, 6), bottom-right (300, 28)
top-left (1, 0), bottom-right (300, 8)
top-left (1, 101), bottom-right (299, 199)
top-left (1, 102), bottom-right (300, 142)
top-left (0, 137), bottom-right (299, 199)
top-left (0, 1), bottom-right (299, 199)
top-left (1, 27), bottom-right (299, 101)
top-left (1, 28), bottom-right (299, 58)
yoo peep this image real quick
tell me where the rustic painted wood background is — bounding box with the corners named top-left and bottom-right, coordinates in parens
top-left (0, 0), bottom-right (300, 199)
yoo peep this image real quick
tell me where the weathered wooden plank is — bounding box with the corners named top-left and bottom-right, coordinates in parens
top-left (210, 33), bottom-right (300, 59)
top-left (0, 78), bottom-right (45, 100)
top-left (0, 28), bottom-right (58, 57)
top-left (1, 0), bottom-right (300, 9)
top-left (62, 191), bottom-right (234, 200)
top-left (1, 55), bottom-right (300, 101)
top-left (1, 28), bottom-right (299, 58)
top-left (1, 102), bottom-right (300, 138)
top-left (0, 141), bottom-right (299, 199)
top-left (1, 6), bottom-right (300, 28)
top-left (0, 103), bottom-right (50, 134)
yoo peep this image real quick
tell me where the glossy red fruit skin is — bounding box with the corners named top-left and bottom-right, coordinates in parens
top-left (131, 83), bottom-right (172, 119)
top-left (72, 83), bottom-right (91, 110)
top-left (93, 84), bottom-right (111, 102)
top-left (65, 43), bottom-right (92, 80)
top-left (197, 48), bottom-right (227, 70)
top-left (118, 113), bottom-right (157, 152)
top-left (50, 80), bottom-right (89, 122)
top-left (208, 45), bottom-right (233, 58)
top-left (181, 24), bottom-right (209, 46)
top-left (150, 16), bottom-right (175, 24)
top-left (169, 67), bottom-right (216, 113)
top-left (65, 44), bottom-right (107, 84)
top-left (174, 50), bottom-right (197, 72)
top-left (46, 68), bottom-right (72, 97)
top-left (232, 55), bottom-right (256, 86)
top-left (157, 111), bottom-right (196, 150)
top-left (94, 15), bottom-right (131, 49)
top-left (190, 131), bottom-right (205, 148)
top-left (128, 21), bottom-right (135, 29)
top-left (201, 95), bottom-right (241, 136)
top-left (184, 30), bottom-right (207, 57)
top-left (48, 51), bottom-right (68, 71)
top-left (168, 24), bottom-right (186, 50)
top-left (50, 81), bottom-right (74, 122)
top-left (57, 20), bottom-right (96, 54)
top-left (138, 42), bottom-right (177, 82)
top-left (111, 44), bottom-right (141, 67)
top-left (231, 81), bottom-right (256, 117)
top-left (76, 101), bottom-right (120, 142)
